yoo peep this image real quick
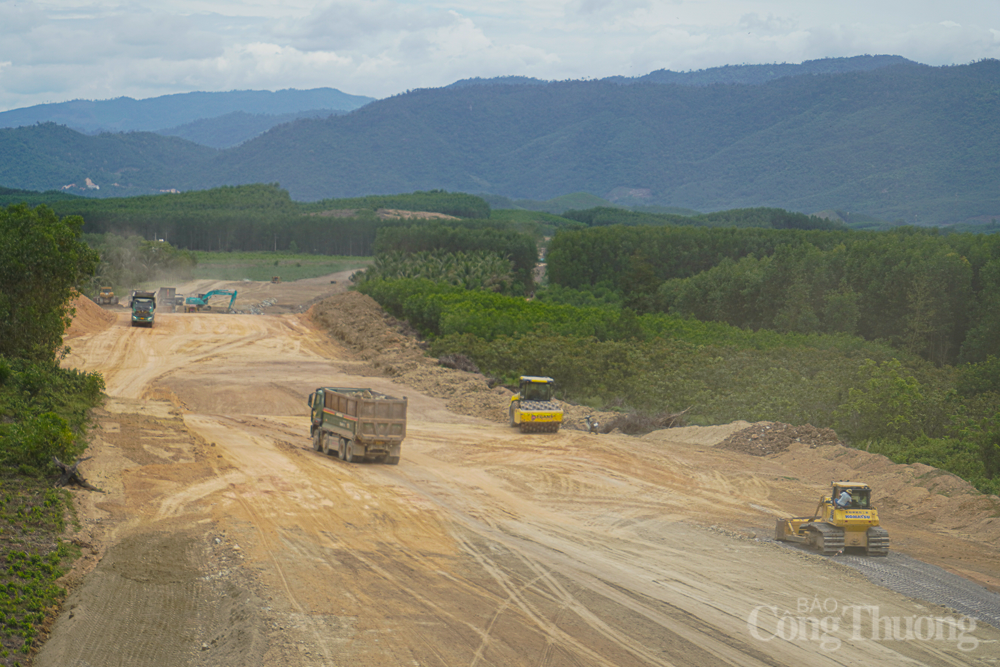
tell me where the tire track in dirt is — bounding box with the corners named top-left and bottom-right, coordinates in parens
top-left (46, 283), bottom-right (1000, 666)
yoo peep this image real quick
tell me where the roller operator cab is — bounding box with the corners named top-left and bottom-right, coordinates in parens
top-left (508, 376), bottom-right (563, 433)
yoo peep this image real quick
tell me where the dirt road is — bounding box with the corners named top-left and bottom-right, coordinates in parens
top-left (41, 275), bottom-right (1000, 666)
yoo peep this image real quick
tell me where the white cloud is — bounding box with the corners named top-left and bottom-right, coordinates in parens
top-left (0, 0), bottom-right (998, 111)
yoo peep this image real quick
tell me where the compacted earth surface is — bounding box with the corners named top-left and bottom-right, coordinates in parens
top-left (41, 273), bottom-right (1000, 666)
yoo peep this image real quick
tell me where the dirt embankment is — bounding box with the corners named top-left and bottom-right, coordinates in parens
top-left (308, 291), bottom-right (619, 430)
top-left (64, 293), bottom-right (116, 338)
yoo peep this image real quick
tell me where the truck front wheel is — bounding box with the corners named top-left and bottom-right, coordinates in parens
top-left (312, 430), bottom-right (323, 451)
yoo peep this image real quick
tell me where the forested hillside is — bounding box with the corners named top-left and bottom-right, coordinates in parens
top-left (1, 59), bottom-right (998, 224)
top-left (0, 123), bottom-right (217, 196)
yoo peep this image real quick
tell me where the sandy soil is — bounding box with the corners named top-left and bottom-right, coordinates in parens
top-left (41, 277), bottom-right (1000, 666)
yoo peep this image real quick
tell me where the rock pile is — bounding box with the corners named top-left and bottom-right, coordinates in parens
top-left (715, 422), bottom-right (844, 456)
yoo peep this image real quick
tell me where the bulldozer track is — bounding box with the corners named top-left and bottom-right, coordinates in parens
top-left (838, 551), bottom-right (1000, 630)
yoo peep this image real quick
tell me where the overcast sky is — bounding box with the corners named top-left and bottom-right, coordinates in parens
top-left (1, 0), bottom-right (998, 111)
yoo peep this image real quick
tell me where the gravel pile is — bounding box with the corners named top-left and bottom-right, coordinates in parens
top-left (715, 421), bottom-right (844, 456)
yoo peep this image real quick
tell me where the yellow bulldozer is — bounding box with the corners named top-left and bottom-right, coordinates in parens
top-left (508, 376), bottom-right (563, 433)
top-left (775, 481), bottom-right (889, 556)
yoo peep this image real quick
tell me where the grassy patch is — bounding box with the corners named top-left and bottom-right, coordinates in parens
top-left (190, 252), bottom-right (371, 282)
top-left (0, 479), bottom-right (79, 666)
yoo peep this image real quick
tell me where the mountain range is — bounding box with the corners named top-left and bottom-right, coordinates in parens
top-left (0, 88), bottom-right (374, 148)
top-left (1, 56), bottom-right (998, 225)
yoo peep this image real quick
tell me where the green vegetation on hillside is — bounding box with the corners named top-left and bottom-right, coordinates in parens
top-left (563, 207), bottom-right (845, 230)
top-left (1, 204), bottom-right (105, 662)
top-left (0, 187), bottom-right (79, 208)
top-left (358, 276), bottom-right (1000, 495)
top-left (50, 185), bottom-right (495, 254)
top-left (300, 191), bottom-right (490, 219)
top-left (545, 224), bottom-right (1000, 367)
top-left (0, 205), bottom-right (100, 362)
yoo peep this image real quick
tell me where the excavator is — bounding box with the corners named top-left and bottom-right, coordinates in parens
top-left (775, 481), bottom-right (889, 556)
top-left (184, 290), bottom-right (237, 313)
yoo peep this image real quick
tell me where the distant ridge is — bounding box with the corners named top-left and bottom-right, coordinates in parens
top-left (0, 88), bottom-right (375, 139)
top-left (449, 55), bottom-right (914, 88)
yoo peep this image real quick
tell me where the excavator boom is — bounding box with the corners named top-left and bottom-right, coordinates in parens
top-left (184, 289), bottom-right (237, 312)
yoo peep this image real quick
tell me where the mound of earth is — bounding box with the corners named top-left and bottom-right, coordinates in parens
top-left (65, 293), bottom-right (117, 338)
top-left (309, 292), bottom-right (619, 429)
top-left (715, 421), bottom-right (844, 455)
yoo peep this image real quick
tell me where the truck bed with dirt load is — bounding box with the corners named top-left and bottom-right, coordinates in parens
top-left (308, 387), bottom-right (408, 464)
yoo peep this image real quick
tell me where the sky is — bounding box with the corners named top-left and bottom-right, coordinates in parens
top-left (1, 0), bottom-right (998, 111)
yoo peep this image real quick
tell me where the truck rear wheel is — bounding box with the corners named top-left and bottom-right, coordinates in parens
top-left (384, 456), bottom-right (400, 465)
top-left (509, 403), bottom-right (518, 427)
top-left (345, 441), bottom-right (357, 463)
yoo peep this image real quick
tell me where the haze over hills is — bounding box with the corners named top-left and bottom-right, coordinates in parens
top-left (0, 88), bottom-right (374, 148)
top-left (450, 54), bottom-right (915, 88)
top-left (0, 57), bottom-right (998, 225)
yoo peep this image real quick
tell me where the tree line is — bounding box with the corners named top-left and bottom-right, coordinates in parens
top-left (545, 224), bottom-right (1000, 366)
top-left (0, 204), bottom-right (104, 475)
top-left (37, 185), bottom-right (494, 254)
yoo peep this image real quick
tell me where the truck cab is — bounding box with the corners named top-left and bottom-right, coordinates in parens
top-left (130, 290), bottom-right (156, 328)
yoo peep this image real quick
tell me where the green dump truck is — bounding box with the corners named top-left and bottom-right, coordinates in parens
top-left (308, 387), bottom-right (408, 464)
top-left (130, 290), bottom-right (156, 328)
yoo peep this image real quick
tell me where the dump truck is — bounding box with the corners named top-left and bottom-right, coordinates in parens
top-left (96, 287), bottom-right (119, 306)
top-left (156, 287), bottom-right (181, 311)
top-left (775, 481), bottom-right (889, 556)
top-left (130, 290), bottom-right (156, 328)
top-left (308, 387), bottom-right (408, 464)
top-left (184, 289), bottom-right (237, 313)
top-left (508, 376), bottom-right (563, 433)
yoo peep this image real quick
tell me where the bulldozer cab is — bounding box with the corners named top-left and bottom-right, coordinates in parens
top-left (831, 482), bottom-right (871, 510)
top-left (519, 376), bottom-right (555, 402)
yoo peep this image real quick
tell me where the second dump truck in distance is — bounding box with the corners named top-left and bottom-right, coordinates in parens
top-left (308, 387), bottom-right (408, 464)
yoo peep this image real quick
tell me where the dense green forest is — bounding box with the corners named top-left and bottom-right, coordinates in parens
top-left (45, 185), bottom-right (491, 254)
top-left (0, 204), bottom-right (105, 658)
top-left (545, 224), bottom-right (1000, 366)
top-left (2, 60), bottom-right (1000, 225)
